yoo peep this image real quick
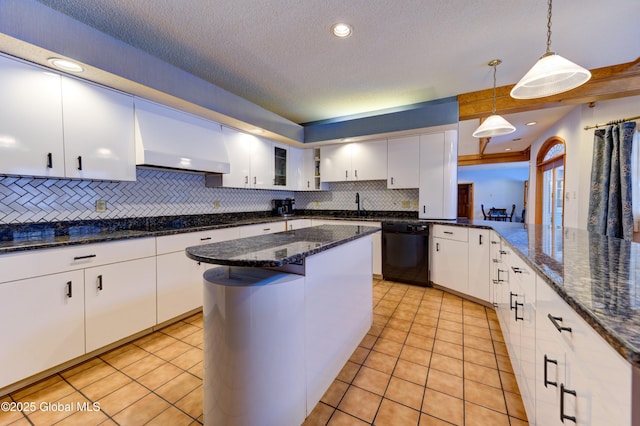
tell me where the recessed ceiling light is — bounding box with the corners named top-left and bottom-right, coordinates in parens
top-left (331, 23), bottom-right (353, 38)
top-left (525, 121), bottom-right (538, 126)
top-left (505, 148), bottom-right (512, 151)
top-left (250, 128), bottom-right (263, 134)
top-left (48, 57), bottom-right (84, 73)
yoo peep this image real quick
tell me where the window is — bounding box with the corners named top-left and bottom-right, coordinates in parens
top-left (536, 137), bottom-right (565, 229)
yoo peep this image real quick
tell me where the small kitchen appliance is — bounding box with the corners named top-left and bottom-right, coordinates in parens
top-left (272, 198), bottom-right (295, 217)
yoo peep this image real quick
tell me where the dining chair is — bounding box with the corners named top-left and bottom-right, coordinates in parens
top-left (509, 204), bottom-right (516, 222)
top-left (481, 204), bottom-right (488, 220)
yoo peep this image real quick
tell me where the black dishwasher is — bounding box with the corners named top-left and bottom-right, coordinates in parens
top-left (382, 222), bottom-right (429, 286)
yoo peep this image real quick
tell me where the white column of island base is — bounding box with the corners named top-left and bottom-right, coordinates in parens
top-left (202, 267), bottom-right (306, 426)
top-left (201, 236), bottom-right (373, 426)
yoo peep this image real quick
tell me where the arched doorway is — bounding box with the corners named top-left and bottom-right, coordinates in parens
top-left (536, 137), bottom-right (565, 227)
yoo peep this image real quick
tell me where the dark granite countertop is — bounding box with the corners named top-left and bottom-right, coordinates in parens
top-left (185, 224), bottom-right (381, 267)
top-left (472, 220), bottom-right (640, 368)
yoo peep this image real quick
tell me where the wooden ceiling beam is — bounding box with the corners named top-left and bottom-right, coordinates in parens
top-left (458, 57), bottom-right (640, 121)
top-left (459, 148), bottom-right (530, 167)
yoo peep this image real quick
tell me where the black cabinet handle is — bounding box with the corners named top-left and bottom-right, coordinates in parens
top-left (491, 240), bottom-right (499, 245)
top-left (510, 292), bottom-right (518, 310)
top-left (345, 170), bottom-right (348, 179)
top-left (423, 205), bottom-right (426, 214)
top-left (307, 181), bottom-right (310, 188)
top-left (47, 153), bottom-right (53, 169)
top-left (73, 254), bottom-right (96, 261)
top-left (263, 228), bottom-right (271, 231)
top-left (544, 355), bottom-right (558, 388)
top-left (253, 176), bottom-right (257, 185)
top-left (77, 155), bottom-right (83, 170)
top-left (515, 301), bottom-right (524, 321)
top-left (511, 266), bottom-right (522, 274)
top-left (492, 258), bottom-right (500, 263)
top-left (390, 177), bottom-right (394, 185)
top-left (443, 231), bottom-right (453, 235)
top-left (97, 275), bottom-right (103, 291)
top-left (499, 250), bottom-right (508, 255)
top-left (548, 314), bottom-right (572, 333)
top-left (66, 281), bottom-right (72, 298)
top-left (479, 234), bottom-right (483, 245)
top-left (354, 170), bottom-right (358, 178)
top-left (436, 242), bottom-right (440, 252)
top-left (200, 237), bottom-right (212, 241)
top-left (497, 269), bottom-right (506, 282)
top-left (245, 176), bottom-right (249, 184)
top-left (560, 384), bottom-right (577, 423)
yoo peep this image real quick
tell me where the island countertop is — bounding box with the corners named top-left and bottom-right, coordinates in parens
top-left (185, 224), bottom-right (381, 267)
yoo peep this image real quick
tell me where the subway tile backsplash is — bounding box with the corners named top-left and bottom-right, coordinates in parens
top-left (0, 170), bottom-right (419, 224)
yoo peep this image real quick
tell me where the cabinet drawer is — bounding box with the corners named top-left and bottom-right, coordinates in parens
top-left (536, 279), bottom-right (631, 414)
top-left (0, 237), bottom-right (156, 284)
top-left (156, 227), bottom-right (240, 254)
top-left (432, 225), bottom-right (468, 242)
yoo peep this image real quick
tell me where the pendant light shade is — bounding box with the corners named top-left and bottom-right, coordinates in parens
top-left (511, 0), bottom-right (591, 99)
top-left (472, 114), bottom-right (516, 138)
top-left (473, 59), bottom-right (516, 138)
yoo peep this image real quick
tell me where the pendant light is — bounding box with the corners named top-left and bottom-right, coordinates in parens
top-left (472, 59), bottom-right (516, 138)
top-left (510, 0), bottom-right (591, 99)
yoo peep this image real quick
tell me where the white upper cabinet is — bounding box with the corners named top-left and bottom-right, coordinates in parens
top-left (62, 77), bottom-right (136, 181)
top-left (222, 126), bottom-right (295, 190)
top-left (387, 135), bottom-right (420, 188)
top-left (0, 54), bottom-right (136, 181)
top-left (0, 55), bottom-right (65, 177)
top-left (320, 143), bottom-right (352, 182)
top-left (418, 130), bottom-right (458, 219)
top-left (321, 140), bottom-right (387, 182)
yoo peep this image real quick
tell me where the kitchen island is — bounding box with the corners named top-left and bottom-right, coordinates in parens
top-left (185, 224), bottom-right (380, 426)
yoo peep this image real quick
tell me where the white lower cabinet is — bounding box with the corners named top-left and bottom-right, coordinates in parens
top-left (431, 228), bottom-right (468, 295)
top-left (535, 278), bottom-right (632, 426)
top-left (0, 270), bottom-right (85, 389)
top-left (237, 221), bottom-right (285, 237)
top-left (156, 227), bottom-right (240, 323)
top-left (468, 228), bottom-right (490, 301)
top-left (85, 257), bottom-right (156, 352)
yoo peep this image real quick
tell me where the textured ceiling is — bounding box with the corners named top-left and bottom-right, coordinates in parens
top-left (32, 0), bottom-right (640, 125)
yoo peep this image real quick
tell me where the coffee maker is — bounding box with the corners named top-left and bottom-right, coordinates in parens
top-left (272, 198), bottom-right (295, 217)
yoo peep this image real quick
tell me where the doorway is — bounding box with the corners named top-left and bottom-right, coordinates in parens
top-left (536, 137), bottom-right (565, 228)
top-left (457, 183), bottom-right (473, 220)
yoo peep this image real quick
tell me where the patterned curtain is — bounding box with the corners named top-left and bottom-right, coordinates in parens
top-left (587, 121), bottom-right (637, 241)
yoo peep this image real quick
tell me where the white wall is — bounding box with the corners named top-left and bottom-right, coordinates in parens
top-left (458, 166), bottom-right (529, 221)
top-left (527, 95), bottom-right (640, 229)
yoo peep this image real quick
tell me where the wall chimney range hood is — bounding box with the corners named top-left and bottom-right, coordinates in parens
top-left (134, 98), bottom-right (230, 174)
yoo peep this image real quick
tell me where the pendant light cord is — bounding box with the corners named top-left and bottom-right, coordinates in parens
top-left (492, 63), bottom-right (497, 114)
top-left (546, 0), bottom-right (553, 54)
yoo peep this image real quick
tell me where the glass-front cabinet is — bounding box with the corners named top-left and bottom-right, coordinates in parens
top-left (274, 145), bottom-right (287, 187)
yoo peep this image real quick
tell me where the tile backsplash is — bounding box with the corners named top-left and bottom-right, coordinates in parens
top-left (295, 180), bottom-right (419, 212)
top-left (0, 170), bottom-right (418, 224)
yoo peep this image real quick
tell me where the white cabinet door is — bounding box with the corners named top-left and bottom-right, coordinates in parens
top-left (387, 135), bottom-right (420, 188)
top-left (468, 228), bottom-right (490, 302)
top-left (0, 55), bottom-right (66, 178)
top-left (289, 147), bottom-right (305, 190)
top-left (0, 270), bottom-right (85, 389)
top-left (222, 126), bottom-right (253, 188)
top-left (351, 140), bottom-right (387, 181)
top-left (238, 221), bottom-right (285, 238)
top-left (157, 251), bottom-right (204, 323)
top-left (61, 77), bottom-right (136, 181)
top-left (286, 219), bottom-right (313, 231)
top-left (418, 131), bottom-right (458, 219)
top-left (252, 137), bottom-right (275, 189)
top-left (320, 144), bottom-right (352, 182)
top-left (431, 237), bottom-right (468, 294)
top-left (85, 257), bottom-right (156, 352)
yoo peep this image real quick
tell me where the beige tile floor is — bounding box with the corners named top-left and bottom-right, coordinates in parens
top-left (0, 279), bottom-right (528, 426)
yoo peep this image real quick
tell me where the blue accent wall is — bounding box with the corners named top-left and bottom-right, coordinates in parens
top-left (303, 97), bottom-right (459, 142)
